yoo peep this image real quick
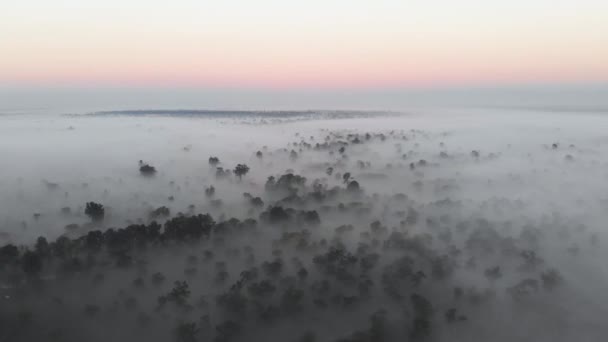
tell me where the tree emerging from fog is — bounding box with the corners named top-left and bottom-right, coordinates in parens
top-left (233, 164), bottom-right (250, 180)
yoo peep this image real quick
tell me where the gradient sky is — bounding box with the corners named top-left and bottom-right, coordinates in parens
top-left (2, 0), bottom-right (608, 89)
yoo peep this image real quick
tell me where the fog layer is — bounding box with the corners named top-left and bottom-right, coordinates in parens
top-left (1, 108), bottom-right (608, 342)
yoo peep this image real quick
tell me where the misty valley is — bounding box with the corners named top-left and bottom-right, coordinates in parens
top-left (1, 110), bottom-right (608, 342)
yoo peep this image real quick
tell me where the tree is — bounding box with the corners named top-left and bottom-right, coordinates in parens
top-left (411, 293), bottom-right (433, 317)
top-left (159, 281), bottom-right (191, 308)
top-left (410, 317), bottom-right (430, 340)
top-left (150, 206), bottom-right (170, 219)
top-left (409, 293), bottom-right (433, 339)
top-left (22, 250), bottom-right (42, 276)
top-left (247, 280), bottom-right (276, 297)
top-left (369, 310), bottom-right (387, 342)
top-left (265, 206), bottom-right (290, 223)
top-left (215, 167), bottom-right (229, 178)
top-left (484, 266), bottom-right (502, 281)
top-left (297, 210), bottom-right (321, 225)
top-left (209, 156), bottom-right (220, 167)
top-left (164, 214), bottom-right (215, 240)
top-left (205, 186), bottom-right (216, 197)
top-left (84, 304), bottom-right (100, 317)
top-left (139, 163), bottom-right (157, 176)
top-left (0, 244), bottom-right (19, 263)
top-left (151, 272), bottom-right (166, 285)
top-left (174, 322), bottom-right (199, 342)
top-left (541, 269), bottom-right (563, 291)
top-left (215, 320), bottom-right (241, 342)
top-left (234, 164), bottom-right (250, 180)
top-left (297, 331), bottom-right (316, 342)
top-left (35, 237), bottom-right (50, 257)
top-left (85, 202), bottom-right (105, 222)
top-left (280, 286), bottom-right (304, 314)
top-left (347, 180), bottom-right (360, 192)
top-left (250, 197), bottom-right (264, 208)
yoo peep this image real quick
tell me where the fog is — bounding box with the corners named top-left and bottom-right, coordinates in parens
top-left (2, 83), bottom-right (608, 113)
top-left (2, 107), bottom-right (608, 342)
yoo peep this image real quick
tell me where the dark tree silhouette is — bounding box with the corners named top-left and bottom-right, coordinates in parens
top-left (85, 202), bottom-right (105, 222)
top-left (234, 164), bottom-right (250, 180)
top-left (347, 180), bottom-right (360, 192)
top-left (35, 236), bottom-right (50, 257)
top-left (158, 281), bottom-right (191, 308)
top-left (541, 269), bottom-right (563, 291)
top-left (21, 250), bottom-right (42, 276)
top-left (250, 197), bottom-right (264, 208)
top-left (151, 272), bottom-right (166, 285)
top-left (164, 214), bottom-right (215, 240)
top-left (174, 322), bottom-right (199, 342)
top-left (215, 167), bottom-right (230, 178)
top-left (150, 206), bottom-right (170, 219)
top-left (139, 163), bottom-right (157, 176)
top-left (264, 206), bottom-right (290, 223)
top-left (215, 320), bottom-right (241, 342)
top-left (369, 310), bottom-right (387, 342)
top-left (84, 304), bottom-right (100, 317)
top-left (0, 244), bottom-right (19, 263)
top-left (209, 156), bottom-right (220, 167)
top-left (297, 210), bottom-right (321, 225)
top-left (280, 286), bottom-right (304, 314)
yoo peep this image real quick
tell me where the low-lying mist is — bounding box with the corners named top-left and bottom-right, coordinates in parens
top-left (1, 108), bottom-right (608, 342)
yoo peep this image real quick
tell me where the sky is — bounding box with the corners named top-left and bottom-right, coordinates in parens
top-left (1, 0), bottom-right (608, 110)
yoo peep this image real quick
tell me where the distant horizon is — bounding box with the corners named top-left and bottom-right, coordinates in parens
top-left (2, 82), bottom-right (607, 113)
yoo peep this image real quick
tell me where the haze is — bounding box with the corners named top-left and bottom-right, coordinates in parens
top-left (2, 2), bottom-right (608, 342)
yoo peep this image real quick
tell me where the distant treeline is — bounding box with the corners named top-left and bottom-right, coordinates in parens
top-left (87, 109), bottom-right (398, 119)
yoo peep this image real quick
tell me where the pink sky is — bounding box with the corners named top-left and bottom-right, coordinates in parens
top-left (2, 1), bottom-right (608, 89)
